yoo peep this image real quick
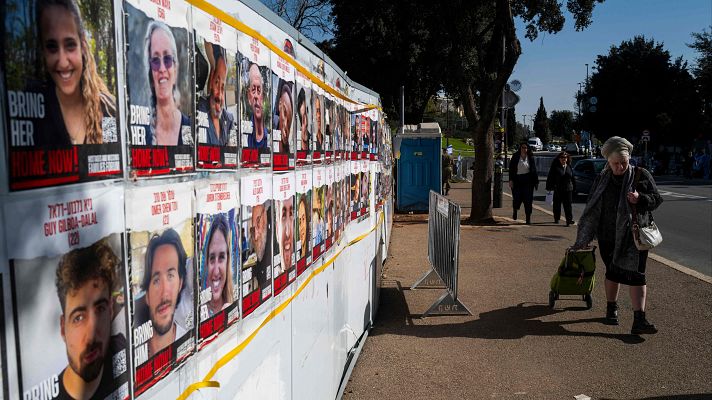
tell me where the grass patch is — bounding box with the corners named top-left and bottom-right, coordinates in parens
top-left (442, 138), bottom-right (475, 154)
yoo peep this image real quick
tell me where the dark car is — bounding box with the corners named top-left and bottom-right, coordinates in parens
top-left (572, 158), bottom-right (607, 196)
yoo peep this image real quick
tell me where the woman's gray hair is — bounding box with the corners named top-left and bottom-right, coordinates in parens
top-left (601, 136), bottom-right (633, 159)
top-left (144, 21), bottom-right (181, 111)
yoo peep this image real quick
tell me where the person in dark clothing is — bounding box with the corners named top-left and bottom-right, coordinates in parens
top-left (546, 151), bottom-right (576, 226)
top-left (442, 149), bottom-right (453, 195)
top-left (508, 143), bottom-right (539, 224)
top-left (573, 136), bottom-right (663, 335)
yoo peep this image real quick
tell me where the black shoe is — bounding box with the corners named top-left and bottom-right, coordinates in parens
top-left (605, 302), bottom-right (619, 325)
top-left (525, 215), bottom-right (531, 225)
top-left (513, 211), bottom-right (518, 220)
top-left (554, 218), bottom-right (560, 224)
top-left (631, 310), bottom-right (658, 334)
top-left (566, 220), bottom-right (576, 226)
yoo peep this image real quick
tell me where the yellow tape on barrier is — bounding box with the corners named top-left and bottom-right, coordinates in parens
top-left (185, 0), bottom-right (381, 112)
top-left (177, 211), bottom-right (386, 400)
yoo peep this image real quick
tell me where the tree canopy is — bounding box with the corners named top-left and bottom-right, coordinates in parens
top-left (533, 97), bottom-right (550, 143)
top-left (688, 27), bottom-right (712, 131)
top-left (583, 36), bottom-right (701, 145)
top-left (549, 110), bottom-right (575, 141)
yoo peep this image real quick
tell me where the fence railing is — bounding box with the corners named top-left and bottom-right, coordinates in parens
top-left (411, 190), bottom-right (472, 316)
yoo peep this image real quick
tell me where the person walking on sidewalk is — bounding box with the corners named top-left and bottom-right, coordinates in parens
top-left (442, 148), bottom-right (453, 195)
top-left (508, 143), bottom-right (539, 224)
top-left (546, 151), bottom-right (576, 226)
top-left (572, 136), bottom-right (663, 334)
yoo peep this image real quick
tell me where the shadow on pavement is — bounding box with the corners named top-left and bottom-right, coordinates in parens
top-left (372, 284), bottom-right (645, 345)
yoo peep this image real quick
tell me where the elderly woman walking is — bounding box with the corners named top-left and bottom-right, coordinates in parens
top-left (573, 136), bottom-right (663, 334)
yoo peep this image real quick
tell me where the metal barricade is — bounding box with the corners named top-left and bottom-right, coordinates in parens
top-left (411, 190), bottom-right (472, 316)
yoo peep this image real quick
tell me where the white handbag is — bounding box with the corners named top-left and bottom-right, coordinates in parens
top-left (631, 167), bottom-right (662, 251)
top-left (545, 191), bottom-right (553, 206)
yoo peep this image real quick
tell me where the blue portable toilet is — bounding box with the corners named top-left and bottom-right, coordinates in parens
top-left (395, 123), bottom-right (442, 212)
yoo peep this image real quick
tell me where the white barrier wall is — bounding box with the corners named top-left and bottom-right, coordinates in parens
top-left (0, 0), bottom-right (394, 399)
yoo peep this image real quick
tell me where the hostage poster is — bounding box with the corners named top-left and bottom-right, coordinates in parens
top-left (272, 172), bottom-right (296, 295)
top-left (126, 182), bottom-right (195, 397)
top-left (195, 178), bottom-right (240, 348)
top-left (311, 166), bottom-right (326, 260)
top-left (4, 186), bottom-right (130, 400)
top-left (240, 173), bottom-right (273, 316)
top-left (125, 0), bottom-right (194, 177)
top-left (238, 32), bottom-right (271, 168)
top-left (295, 168), bottom-right (312, 276)
top-left (324, 165), bottom-right (335, 251)
top-left (271, 39), bottom-right (295, 171)
top-left (2, 0), bottom-right (122, 190)
top-left (193, 7), bottom-right (239, 170)
top-left (294, 71), bottom-right (312, 165)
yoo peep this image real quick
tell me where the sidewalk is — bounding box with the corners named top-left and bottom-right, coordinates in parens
top-left (343, 182), bottom-right (712, 400)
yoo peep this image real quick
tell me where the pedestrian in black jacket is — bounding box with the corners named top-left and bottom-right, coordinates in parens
top-left (508, 143), bottom-right (539, 224)
top-left (546, 151), bottom-right (576, 226)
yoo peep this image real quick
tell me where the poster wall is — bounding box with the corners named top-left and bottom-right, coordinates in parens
top-left (271, 40), bottom-right (295, 171)
top-left (240, 173), bottom-right (273, 316)
top-left (4, 186), bottom-right (130, 400)
top-left (125, 0), bottom-right (195, 177)
top-left (295, 168), bottom-right (312, 276)
top-left (195, 178), bottom-right (240, 348)
top-left (272, 172), bottom-right (296, 295)
top-left (193, 7), bottom-right (239, 170)
top-left (238, 33), bottom-right (271, 168)
top-left (2, 0), bottom-right (122, 190)
top-left (126, 182), bottom-right (195, 397)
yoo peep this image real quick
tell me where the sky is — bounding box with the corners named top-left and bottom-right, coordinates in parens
top-left (512, 0), bottom-right (711, 128)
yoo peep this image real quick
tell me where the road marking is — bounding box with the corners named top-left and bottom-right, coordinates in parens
top-left (504, 192), bottom-right (712, 284)
top-left (658, 190), bottom-right (709, 200)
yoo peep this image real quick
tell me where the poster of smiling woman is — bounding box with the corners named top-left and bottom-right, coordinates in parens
top-left (125, 0), bottom-right (194, 177)
top-left (2, 0), bottom-right (122, 190)
top-left (4, 185), bottom-right (129, 400)
top-left (195, 177), bottom-right (239, 348)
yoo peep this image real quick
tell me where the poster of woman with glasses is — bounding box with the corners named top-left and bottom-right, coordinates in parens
top-left (125, 0), bottom-right (194, 177)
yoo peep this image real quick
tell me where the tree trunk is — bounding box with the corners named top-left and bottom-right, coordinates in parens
top-left (467, 83), bottom-right (500, 224)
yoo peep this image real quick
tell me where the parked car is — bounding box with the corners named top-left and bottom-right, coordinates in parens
top-left (527, 137), bottom-right (543, 151)
top-left (546, 144), bottom-right (561, 152)
top-left (572, 158), bottom-right (607, 196)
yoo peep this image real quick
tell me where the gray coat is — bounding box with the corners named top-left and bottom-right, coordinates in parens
top-left (573, 166), bottom-right (663, 272)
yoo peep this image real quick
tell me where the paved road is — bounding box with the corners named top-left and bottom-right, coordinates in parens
top-left (529, 175), bottom-right (712, 278)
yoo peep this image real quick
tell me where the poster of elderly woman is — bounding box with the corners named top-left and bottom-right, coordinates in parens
top-left (125, 0), bottom-right (194, 177)
top-left (2, 0), bottom-right (122, 190)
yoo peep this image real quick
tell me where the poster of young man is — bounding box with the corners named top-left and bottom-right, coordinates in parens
top-left (126, 182), bottom-right (194, 397)
top-left (272, 172), bottom-right (295, 295)
top-left (240, 173), bottom-right (273, 316)
top-left (271, 41), bottom-right (295, 171)
top-left (195, 178), bottom-right (239, 348)
top-left (295, 72), bottom-right (312, 165)
top-left (312, 89), bottom-right (325, 163)
top-left (350, 161), bottom-right (361, 221)
top-left (294, 168), bottom-right (312, 276)
top-left (125, 0), bottom-right (194, 178)
top-left (193, 7), bottom-right (238, 170)
top-left (238, 33), bottom-right (271, 168)
top-left (4, 186), bottom-right (130, 400)
top-left (332, 100), bottom-right (343, 160)
top-left (311, 166), bottom-right (327, 260)
top-left (324, 166), bottom-right (334, 251)
top-left (2, 0), bottom-right (122, 191)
